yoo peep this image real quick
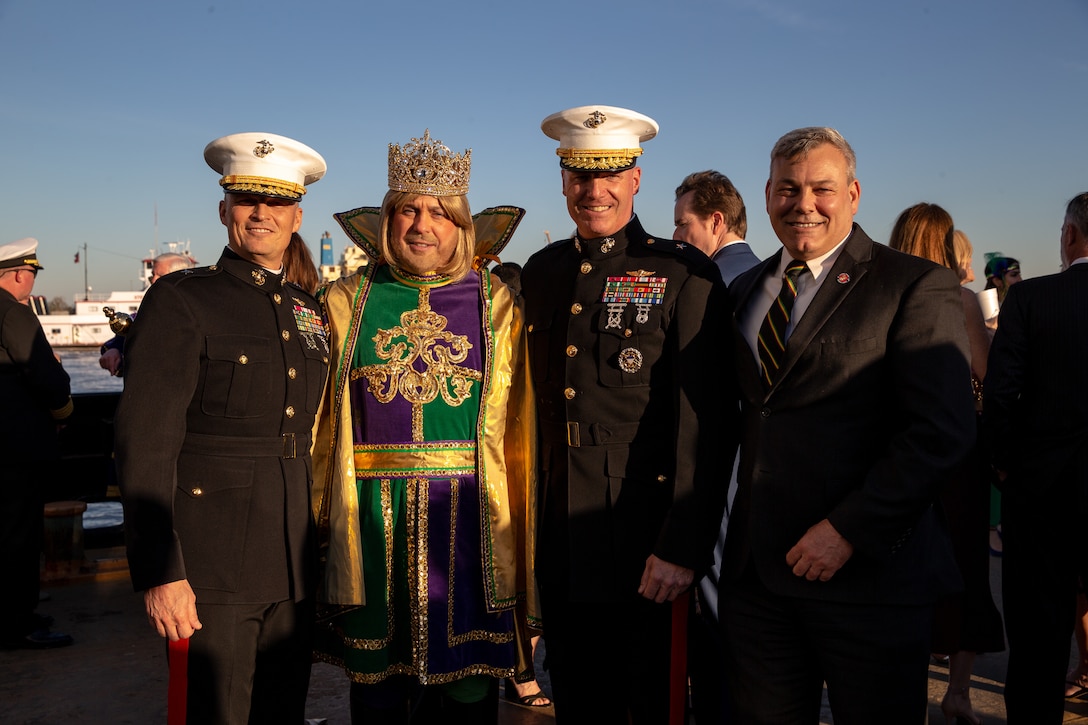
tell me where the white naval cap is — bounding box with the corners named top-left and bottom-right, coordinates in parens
top-left (0, 237), bottom-right (44, 270)
top-left (541, 105), bottom-right (659, 172)
top-left (204, 132), bottom-right (327, 201)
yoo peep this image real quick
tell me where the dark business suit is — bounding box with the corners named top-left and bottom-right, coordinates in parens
top-left (720, 225), bottom-right (974, 724)
top-left (691, 238), bottom-right (759, 723)
top-left (984, 262), bottom-right (1088, 723)
top-left (522, 215), bottom-right (737, 722)
top-left (116, 248), bottom-right (329, 723)
top-left (713, 240), bottom-right (761, 286)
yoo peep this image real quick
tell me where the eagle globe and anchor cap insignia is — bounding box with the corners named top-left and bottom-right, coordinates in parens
top-left (253, 139), bottom-right (275, 158)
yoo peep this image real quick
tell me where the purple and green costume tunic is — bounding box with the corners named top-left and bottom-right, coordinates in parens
top-left (313, 264), bottom-right (538, 685)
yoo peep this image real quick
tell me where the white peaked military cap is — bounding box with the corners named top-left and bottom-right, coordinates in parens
top-left (0, 237), bottom-right (44, 270)
top-left (204, 132), bottom-right (327, 201)
top-left (541, 105), bottom-right (659, 172)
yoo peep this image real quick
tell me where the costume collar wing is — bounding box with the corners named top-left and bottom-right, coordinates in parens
top-left (333, 205), bottom-right (526, 266)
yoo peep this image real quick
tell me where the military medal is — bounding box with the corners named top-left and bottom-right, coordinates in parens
top-left (606, 303), bottom-right (625, 329)
top-left (618, 347), bottom-right (643, 373)
top-left (293, 300), bottom-right (328, 353)
top-left (601, 274), bottom-right (666, 329)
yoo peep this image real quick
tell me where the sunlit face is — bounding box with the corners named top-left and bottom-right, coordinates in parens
top-left (673, 191), bottom-right (719, 257)
top-left (0, 267), bottom-right (38, 302)
top-left (562, 167), bottom-right (641, 239)
top-left (389, 195), bottom-right (460, 275)
top-left (765, 144), bottom-right (860, 261)
top-left (219, 193), bottom-right (302, 269)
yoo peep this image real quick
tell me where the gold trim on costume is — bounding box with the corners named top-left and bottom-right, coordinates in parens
top-left (409, 478), bottom-right (428, 676)
top-left (352, 442), bottom-right (476, 478)
top-left (389, 265), bottom-right (455, 289)
top-left (314, 651), bottom-right (514, 685)
top-left (445, 474), bottom-right (515, 647)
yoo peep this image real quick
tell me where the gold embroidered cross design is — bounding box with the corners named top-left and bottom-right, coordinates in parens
top-left (360, 288), bottom-right (481, 441)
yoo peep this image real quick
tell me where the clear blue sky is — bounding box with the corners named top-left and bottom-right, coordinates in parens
top-left (3, 0), bottom-right (1086, 303)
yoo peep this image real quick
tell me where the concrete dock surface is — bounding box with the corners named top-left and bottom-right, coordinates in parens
top-left (3, 549), bottom-right (1087, 724)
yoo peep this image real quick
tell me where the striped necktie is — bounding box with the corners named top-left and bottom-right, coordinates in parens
top-left (757, 260), bottom-right (808, 387)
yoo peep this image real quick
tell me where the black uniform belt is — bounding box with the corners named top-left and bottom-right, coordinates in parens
top-left (181, 431), bottom-right (311, 459)
top-left (542, 421), bottom-right (642, 448)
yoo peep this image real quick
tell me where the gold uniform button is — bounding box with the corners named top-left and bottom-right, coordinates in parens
top-left (288, 367), bottom-right (297, 379)
top-left (563, 387), bottom-right (576, 400)
top-left (322, 356), bottom-right (329, 364)
top-left (580, 261), bottom-right (593, 274)
top-left (191, 487), bottom-right (203, 496)
top-left (566, 345), bottom-right (578, 357)
top-left (273, 293), bottom-right (282, 304)
top-left (656, 474), bottom-right (667, 483)
top-left (281, 330), bottom-right (290, 341)
top-left (285, 406), bottom-right (295, 418)
top-left (238, 354), bottom-right (249, 364)
top-left (570, 303), bottom-right (582, 315)
top-left (624, 329), bottom-right (633, 338)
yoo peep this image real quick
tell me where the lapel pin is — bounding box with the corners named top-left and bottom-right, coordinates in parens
top-left (836, 272), bottom-right (850, 284)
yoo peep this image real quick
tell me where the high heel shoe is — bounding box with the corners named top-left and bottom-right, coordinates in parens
top-left (503, 678), bottom-right (552, 708)
top-left (940, 686), bottom-right (981, 725)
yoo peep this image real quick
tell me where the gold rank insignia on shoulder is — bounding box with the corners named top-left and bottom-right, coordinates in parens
top-left (251, 269), bottom-right (266, 286)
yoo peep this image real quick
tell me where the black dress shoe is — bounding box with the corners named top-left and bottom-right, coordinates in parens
top-left (2, 629), bottom-right (74, 650)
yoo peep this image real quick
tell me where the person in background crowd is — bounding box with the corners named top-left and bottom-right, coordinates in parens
top-left (312, 130), bottom-right (536, 724)
top-left (984, 254), bottom-right (1022, 307)
top-left (0, 237), bottom-right (75, 650)
top-left (720, 127), bottom-right (974, 724)
top-left (888, 203), bottom-right (1005, 725)
top-left (981, 251), bottom-right (1022, 558)
top-left (673, 169), bottom-right (760, 285)
top-left (671, 167), bottom-right (759, 723)
top-left (984, 192), bottom-right (1088, 723)
top-left (98, 252), bottom-right (194, 376)
top-left (521, 105), bottom-right (735, 724)
top-left (116, 132), bottom-right (329, 723)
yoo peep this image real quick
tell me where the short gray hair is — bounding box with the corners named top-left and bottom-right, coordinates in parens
top-left (154, 253), bottom-right (194, 274)
top-left (770, 127), bottom-right (857, 182)
top-left (1067, 192), bottom-right (1088, 238)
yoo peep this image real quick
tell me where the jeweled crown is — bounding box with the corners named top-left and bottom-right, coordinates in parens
top-left (388, 130), bottom-right (471, 197)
